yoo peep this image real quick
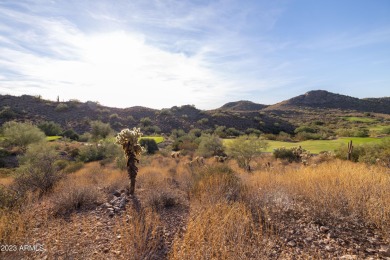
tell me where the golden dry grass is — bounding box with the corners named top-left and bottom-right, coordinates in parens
top-left (1, 155), bottom-right (389, 259)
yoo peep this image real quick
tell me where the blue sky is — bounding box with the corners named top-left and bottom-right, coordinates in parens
top-left (0, 0), bottom-right (389, 109)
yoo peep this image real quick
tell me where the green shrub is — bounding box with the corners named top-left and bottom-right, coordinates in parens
top-left (273, 146), bottom-right (311, 163)
top-left (0, 106), bottom-right (17, 120)
top-left (14, 143), bottom-right (63, 195)
top-left (380, 127), bottom-right (390, 135)
top-left (90, 120), bottom-right (112, 140)
top-left (38, 121), bottom-right (63, 136)
top-left (55, 103), bottom-right (69, 112)
top-left (61, 129), bottom-right (79, 140)
top-left (64, 162), bottom-right (84, 174)
top-left (226, 135), bottom-right (268, 170)
top-left (197, 134), bottom-right (224, 157)
top-left (139, 138), bottom-right (159, 154)
top-left (1, 121), bottom-right (45, 149)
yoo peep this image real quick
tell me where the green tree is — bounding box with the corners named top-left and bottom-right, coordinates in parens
top-left (225, 135), bottom-right (268, 171)
top-left (2, 121), bottom-right (45, 150)
top-left (197, 134), bottom-right (224, 157)
top-left (90, 120), bottom-right (112, 140)
top-left (15, 143), bottom-right (62, 195)
top-left (61, 129), bottom-right (79, 140)
top-left (139, 138), bottom-right (159, 154)
top-left (38, 121), bottom-right (63, 136)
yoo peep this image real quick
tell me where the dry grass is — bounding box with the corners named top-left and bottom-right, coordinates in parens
top-left (170, 202), bottom-right (268, 259)
top-left (242, 160), bottom-right (390, 238)
top-left (1, 155), bottom-right (389, 259)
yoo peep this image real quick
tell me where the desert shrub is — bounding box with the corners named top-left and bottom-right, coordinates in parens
top-left (380, 127), bottom-right (390, 135)
top-left (295, 125), bottom-right (317, 134)
top-left (90, 120), bottom-right (112, 141)
top-left (140, 117), bottom-right (152, 127)
top-left (190, 165), bottom-right (244, 204)
top-left (139, 139), bottom-right (159, 154)
top-left (63, 162), bottom-right (84, 174)
top-left (225, 135), bottom-right (268, 171)
top-left (245, 128), bottom-right (262, 136)
top-left (0, 106), bottom-right (17, 120)
top-left (295, 131), bottom-right (322, 141)
top-left (358, 143), bottom-right (389, 165)
top-left (55, 103), bottom-right (69, 112)
top-left (38, 121), bottom-right (63, 136)
top-left (273, 146), bottom-right (311, 163)
top-left (61, 129), bottom-right (79, 140)
top-left (197, 118), bottom-right (209, 124)
top-left (213, 125), bottom-right (227, 138)
top-left (0, 186), bottom-right (20, 209)
top-left (54, 159), bottom-right (69, 171)
top-left (78, 141), bottom-right (121, 163)
top-left (334, 144), bottom-right (364, 162)
top-left (276, 131), bottom-right (292, 141)
top-left (14, 143), bottom-right (62, 195)
top-left (1, 121), bottom-right (45, 149)
top-left (52, 179), bottom-right (104, 217)
top-left (196, 134), bottom-right (224, 157)
top-left (336, 128), bottom-right (369, 137)
top-left (145, 184), bottom-right (181, 211)
top-left (226, 127), bottom-right (242, 137)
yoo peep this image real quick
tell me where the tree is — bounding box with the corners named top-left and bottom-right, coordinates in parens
top-left (61, 129), bottom-right (79, 140)
top-left (90, 120), bottom-right (112, 140)
top-left (115, 128), bottom-right (143, 195)
top-left (15, 143), bottom-right (62, 195)
top-left (197, 134), bottom-right (224, 157)
top-left (2, 121), bottom-right (45, 150)
top-left (38, 121), bottom-right (63, 136)
top-left (139, 138), bottom-right (159, 154)
top-left (226, 135), bottom-right (268, 171)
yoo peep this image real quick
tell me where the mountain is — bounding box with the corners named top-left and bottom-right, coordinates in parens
top-left (219, 100), bottom-right (268, 111)
top-left (264, 90), bottom-right (390, 114)
top-left (0, 95), bottom-right (294, 135)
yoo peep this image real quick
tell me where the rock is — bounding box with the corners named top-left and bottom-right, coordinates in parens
top-left (325, 245), bottom-right (335, 252)
top-left (103, 203), bottom-right (112, 208)
top-left (108, 212), bottom-right (114, 218)
top-left (117, 235), bottom-right (121, 240)
top-left (320, 226), bottom-right (330, 233)
top-left (103, 248), bottom-right (109, 253)
top-left (119, 198), bottom-right (126, 209)
top-left (365, 248), bottom-right (376, 254)
top-left (287, 241), bottom-right (296, 247)
top-left (340, 255), bottom-right (358, 260)
top-left (379, 245), bottom-right (390, 257)
top-left (110, 197), bottom-right (119, 204)
top-left (114, 206), bottom-right (121, 212)
top-left (113, 190), bottom-right (121, 197)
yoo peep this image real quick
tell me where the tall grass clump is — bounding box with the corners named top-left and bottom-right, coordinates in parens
top-left (170, 202), bottom-right (267, 259)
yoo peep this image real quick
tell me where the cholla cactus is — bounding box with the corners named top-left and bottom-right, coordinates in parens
top-left (115, 128), bottom-right (144, 195)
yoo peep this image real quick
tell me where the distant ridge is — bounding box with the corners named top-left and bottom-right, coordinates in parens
top-left (264, 90), bottom-right (390, 114)
top-left (219, 100), bottom-right (268, 111)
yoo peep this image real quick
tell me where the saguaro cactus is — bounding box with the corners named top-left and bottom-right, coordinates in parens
top-left (115, 128), bottom-right (143, 195)
top-left (347, 140), bottom-right (353, 161)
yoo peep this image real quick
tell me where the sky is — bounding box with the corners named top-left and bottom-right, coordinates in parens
top-left (0, 0), bottom-right (389, 109)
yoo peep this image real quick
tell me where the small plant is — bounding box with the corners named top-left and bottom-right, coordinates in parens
top-left (273, 146), bottom-right (311, 163)
top-left (115, 128), bottom-right (144, 195)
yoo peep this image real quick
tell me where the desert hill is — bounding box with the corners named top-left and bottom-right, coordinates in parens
top-left (218, 100), bottom-right (268, 111)
top-left (264, 90), bottom-right (390, 114)
top-left (0, 95), bottom-right (293, 135)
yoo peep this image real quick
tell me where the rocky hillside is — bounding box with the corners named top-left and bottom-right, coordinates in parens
top-left (218, 100), bottom-right (268, 111)
top-left (0, 95), bottom-right (293, 135)
top-left (264, 90), bottom-right (390, 114)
